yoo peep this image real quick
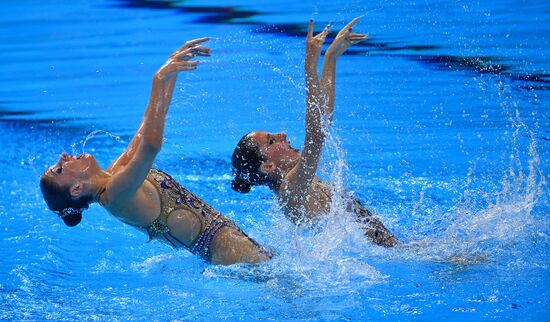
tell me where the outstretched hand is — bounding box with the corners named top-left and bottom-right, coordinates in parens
top-left (325, 18), bottom-right (368, 59)
top-left (306, 19), bottom-right (330, 64)
top-left (156, 37), bottom-right (211, 79)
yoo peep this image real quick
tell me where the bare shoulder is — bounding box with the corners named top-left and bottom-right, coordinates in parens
top-left (278, 176), bottom-right (333, 222)
top-left (276, 176), bottom-right (301, 204)
top-left (275, 176), bottom-right (310, 221)
top-left (102, 177), bottom-right (161, 227)
top-left (105, 152), bottom-right (129, 174)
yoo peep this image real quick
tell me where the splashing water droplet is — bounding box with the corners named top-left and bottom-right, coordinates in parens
top-left (79, 130), bottom-right (125, 154)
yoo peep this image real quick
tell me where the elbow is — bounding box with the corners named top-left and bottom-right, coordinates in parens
top-left (145, 143), bottom-right (162, 156)
top-left (140, 125), bottom-right (164, 154)
top-left (309, 124), bottom-right (328, 142)
top-left (313, 129), bottom-right (327, 141)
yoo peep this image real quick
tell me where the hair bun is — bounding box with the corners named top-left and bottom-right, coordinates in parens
top-left (62, 212), bottom-right (82, 227)
top-left (231, 177), bottom-right (251, 193)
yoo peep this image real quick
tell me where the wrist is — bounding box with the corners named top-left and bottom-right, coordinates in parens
top-left (154, 70), bottom-right (165, 81)
top-left (154, 70), bottom-right (176, 82)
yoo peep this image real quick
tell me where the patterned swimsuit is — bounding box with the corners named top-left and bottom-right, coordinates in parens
top-left (145, 169), bottom-right (268, 261)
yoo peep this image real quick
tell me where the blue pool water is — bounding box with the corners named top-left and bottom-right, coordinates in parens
top-left (1, 0), bottom-right (548, 320)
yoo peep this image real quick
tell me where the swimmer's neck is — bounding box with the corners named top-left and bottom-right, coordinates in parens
top-left (266, 171), bottom-right (286, 192)
top-left (89, 171), bottom-right (112, 204)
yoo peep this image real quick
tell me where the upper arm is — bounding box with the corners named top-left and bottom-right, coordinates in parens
top-left (107, 126), bottom-right (143, 173)
top-left (104, 142), bottom-right (159, 206)
top-left (286, 98), bottom-right (327, 196)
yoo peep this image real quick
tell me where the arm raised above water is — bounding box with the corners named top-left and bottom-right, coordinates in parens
top-left (304, 19), bottom-right (329, 88)
top-left (321, 17), bottom-right (367, 122)
top-left (105, 38), bottom-right (210, 203)
top-left (288, 19), bottom-right (367, 195)
top-left (289, 21), bottom-right (329, 194)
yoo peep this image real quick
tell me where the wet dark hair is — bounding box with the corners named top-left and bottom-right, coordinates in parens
top-left (231, 132), bottom-right (269, 193)
top-left (39, 172), bottom-right (91, 227)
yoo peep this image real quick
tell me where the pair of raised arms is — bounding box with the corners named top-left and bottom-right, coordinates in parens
top-left (293, 18), bottom-right (368, 196)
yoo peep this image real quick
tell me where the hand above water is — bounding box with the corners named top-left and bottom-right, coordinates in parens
top-left (325, 18), bottom-right (368, 60)
top-left (306, 19), bottom-right (330, 68)
top-left (156, 37), bottom-right (211, 79)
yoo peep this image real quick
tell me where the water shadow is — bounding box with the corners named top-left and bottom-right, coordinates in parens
top-left (110, 0), bottom-right (549, 91)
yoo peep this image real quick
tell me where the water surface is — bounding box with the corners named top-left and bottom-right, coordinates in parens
top-left (0, 0), bottom-right (548, 320)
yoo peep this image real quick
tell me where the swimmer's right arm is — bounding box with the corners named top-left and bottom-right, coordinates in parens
top-left (106, 38), bottom-right (210, 202)
top-left (305, 20), bottom-right (329, 88)
top-left (107, 38), bottom-right (210, 173)
top-left (289, 21), bottom-right (331, 193)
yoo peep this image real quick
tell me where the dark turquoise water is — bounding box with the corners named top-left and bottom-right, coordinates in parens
top-left (1, 0), bottom-right (548, 320)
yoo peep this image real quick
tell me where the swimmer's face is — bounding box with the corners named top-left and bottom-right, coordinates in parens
top-left (250, 131), bottom-right (300, 173)
top-left (45, 152), bottom-right (100, 187)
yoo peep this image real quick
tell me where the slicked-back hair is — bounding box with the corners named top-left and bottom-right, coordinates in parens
top-left (231, 132), bottom-right (270, 193)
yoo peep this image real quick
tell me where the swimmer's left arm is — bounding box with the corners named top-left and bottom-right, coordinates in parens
top-left (321, 18), bottom-right (367, 122)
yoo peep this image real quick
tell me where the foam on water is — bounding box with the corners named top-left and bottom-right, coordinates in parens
top-left (391, 76), bottom-right (546, 266)
top-left (193, 72), bottom-right (547, 291)
top-left (1, 1), bottom-right (548, 319)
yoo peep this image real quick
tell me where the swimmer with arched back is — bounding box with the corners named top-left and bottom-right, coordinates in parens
top-left (40, 38), bottom-right (271, 265)
top-left (231, 18), bottom-right (399, 247)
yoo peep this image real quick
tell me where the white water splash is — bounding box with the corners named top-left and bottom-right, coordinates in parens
top-left (397, 77), bottom-right (546, 265)
top-left (72, 130), bottom-right (125, 155)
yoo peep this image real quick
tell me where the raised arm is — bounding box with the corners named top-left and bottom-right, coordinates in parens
top-left (305, 20), bottom-right (329, 88)
top-left (108, 38), bottom-right (210, 172)
top-left (288, 19), bottom-right (367, 194)
top-left (288, 21), bottom-right (330, 194)
top-left (105, 38), bottom-right (210, 203)
top-left (303, 20), bottom-right (329, 169)
top-left (321, 18), bottom-right (367, 121)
